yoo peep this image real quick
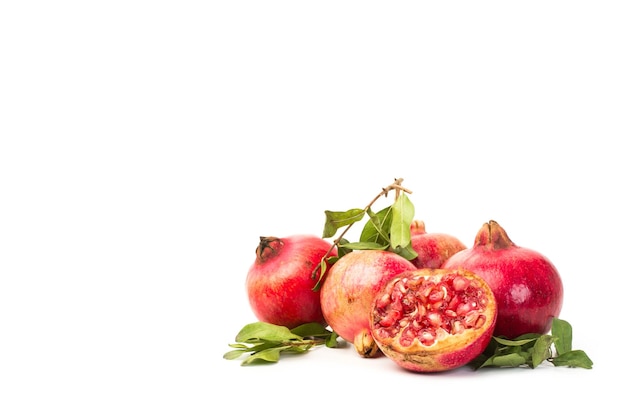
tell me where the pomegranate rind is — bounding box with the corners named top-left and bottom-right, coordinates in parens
top-left (410, 232), bottom-right (467, 269)
top-left (409, 220), bottom-right (467, 269)
top-left (370, 269), bottom-right (497, 373)
top-left (442, 220), bottom-right (564, 338)
top-left (246, 235), bottom-right (336, 329)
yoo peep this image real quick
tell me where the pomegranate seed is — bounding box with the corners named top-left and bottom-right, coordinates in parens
top-left (428, 287), bottom-right (445, 302)
top-left (376, 293), bottom-right (391, 309)
top-left (456, 302), bottom-right (472, 316)
top-left (444, 309), bottom-right (457, 318)
top-left (379, 308), bottom-right (402, 327)
top-left (448, 295), bottom-right (460, 311)
top-left (417, 328), bottom-right (436, 346)
top-left (453, 276), bottom-right (469, 291)
top-left (417, 303), bottom-right (426, 319)
top-left (452, 320), bottom-right (465, 335)
top-left (463, 310), bottom-right (480, 327)
top-left (427, 311), bottom-right (443, 327)
top-left (401, 328), bottom-right (417, 347)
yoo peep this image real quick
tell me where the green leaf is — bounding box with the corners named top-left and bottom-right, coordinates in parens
top-left (312, 255), bottom-right (340, 292)
top-left (313, 260), bottom-right (328, 292)
top-left (243, 341), bottom-right (283, 353)
top-left (326, 255), bottom-right (340, 264)
top-left (360, 206), bottom-right (393, 245)
top-left (223, 350), bottom-right (247, 360)
top-left (290, 322), bottom-right (331, 338)
top-left (227, 343), bottom-right (251, 349)
top-left (531, 335), bottom-right (554, 368)
top-left (289, 344), bottom-right (315, 353)
top-left (493, 335), bottom-right (539, 346)
top-left (326, 331), bottom-right (339, 348)
top-left (322, 209), bottom-right (365, 238)
top-left (390, 193), bottom-right (414, 251)
top-left (513, 332), bottom-right (544, 340)
top-left (551, 318), bottom-right (573, 355)
top-left (550, 350), bottom-right (593, 369)
top-left (240, 347), bottom-right (290, 366)
top-left (225, 340), bottom-right (280, 355)
top-left (393, 244), bottom-right (418, 261)
top-left (340, 241), bottom-right (388, 251)
top-left (490, 353), bottom-right (528, 367)
top-left (225, 321), bottom-right (342, 366)
top-left (335, 239), bottom-right (351, 258)
top-left (235, 322), bottom-right (301, 343)
top-left (472, 318), bottom-right (593, 371)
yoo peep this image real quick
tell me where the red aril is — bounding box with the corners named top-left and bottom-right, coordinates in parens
top-left (370, 268), bottom-right (497, 372)
top-left (246, 235), bottom-right (336, 329)
top-left (442, 220), bottom-right (564, 338)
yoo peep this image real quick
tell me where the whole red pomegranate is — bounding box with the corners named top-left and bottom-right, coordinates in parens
top-left (370, 268), bottom-right (497, 372)
top-left (442, 220), bottom-right (564, 338)
top-left (410, 220), bottom-right (467, 268)
top-left (246, 235), bottom-right (336, 329)
top-left (320, 250), bottom-right (417, 357)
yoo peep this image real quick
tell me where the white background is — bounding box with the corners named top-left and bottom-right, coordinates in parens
top-left (1, 1), bottom-right (624, 415)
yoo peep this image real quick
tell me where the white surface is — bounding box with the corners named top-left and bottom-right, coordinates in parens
top-left (1, 1), bottom-right (624, 415)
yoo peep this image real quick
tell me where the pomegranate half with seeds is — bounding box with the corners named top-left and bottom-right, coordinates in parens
top-left (370, 268), bottom-right (497, 373)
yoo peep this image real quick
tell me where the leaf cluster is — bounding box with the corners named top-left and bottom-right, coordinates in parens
top-left (223, 322), bottom-right (339, 366)
top-left (323, 193), bottom-right (417, 258)
top-left (313, 179), bottom-right (418, 290)
top-left (471, 318), bottom-right (593, 370)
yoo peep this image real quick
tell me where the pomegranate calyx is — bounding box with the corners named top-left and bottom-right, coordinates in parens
top-left (256, 236), bottom-right (284, 262)
top-left (410, 219), bottom-right (427, 235)
top-left (354, 329), bottom-right (380, 358)
top-left (474, 220), bottom-right (517, 250)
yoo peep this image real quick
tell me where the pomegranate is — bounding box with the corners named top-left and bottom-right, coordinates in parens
top-left (370, 268), bottom-right (497, 373)
top-left (246, 235), bottom-right (336, 329)
top-left (320, 250), bottom-right (417, 357)
top-left (409, 220), bottom-right (467, 268)
top-left (442, 220), bottom-right (564, 338)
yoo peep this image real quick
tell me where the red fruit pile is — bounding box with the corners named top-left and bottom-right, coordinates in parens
top-left (237, 179), bottom-right (572, 373)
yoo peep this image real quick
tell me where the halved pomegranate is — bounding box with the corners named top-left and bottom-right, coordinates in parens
top-left (370, 268), bottom-right (497, 372)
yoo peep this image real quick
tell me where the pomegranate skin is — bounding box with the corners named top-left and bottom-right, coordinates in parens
top-left (320, 250), bottom-right (417, 357)
top-left (410, 220), bottom-right (467, 269)
top-left (246, 235), bottom-right (336, 329)
top-left (442, 220), bottom-right (564, 338)
top-left (370, 269), bottom-right (497, 373)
